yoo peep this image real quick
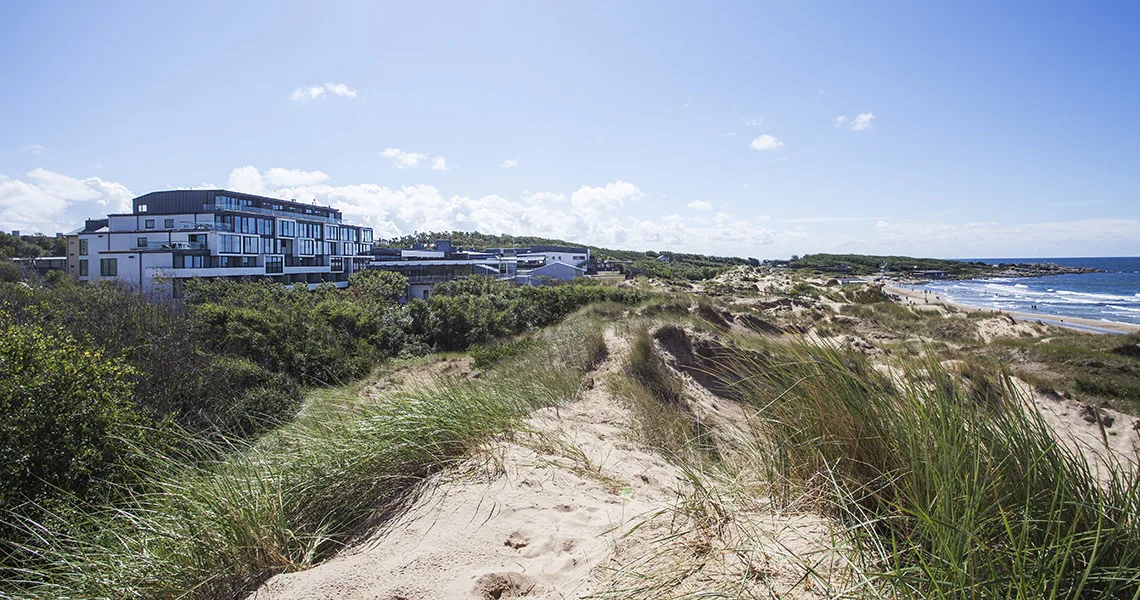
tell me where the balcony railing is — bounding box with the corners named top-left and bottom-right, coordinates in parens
top-left (177, 221), bottom-right (229, 232)
top-left (205, 203), bottom-right (343, 224)
top-left (134, 241), bottom-right (208, 251)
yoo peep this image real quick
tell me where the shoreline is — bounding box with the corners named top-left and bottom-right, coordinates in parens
top-left (884, 285), bottom-right (1140, 335)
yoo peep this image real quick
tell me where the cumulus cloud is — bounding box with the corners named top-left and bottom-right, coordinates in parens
top-left (500, 159), bottom-right (519, 169)
top-left (834, 112), bottom-right (874, 131)
top-left (0, 169), bottom-right (133, 233)
top-left (431, 156), bottom-right (449, 171)
top-left (687, 200), bottom-right (713, 211)
top-left (381, 148), bottom-right (428, 169)
top-left (569, 181), bottom-right (642, 216)
top-left (750, 135), bottom-right (784, 151)
top-left (290, 82), bottom-right (357, 103)
top-left (212, 166), bottom-right (782, 255)
top-left (6, 165), bottom-right (1140, 258)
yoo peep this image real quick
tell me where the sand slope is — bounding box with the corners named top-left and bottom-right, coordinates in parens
top-left (251, 330), bottom-right (681, 599)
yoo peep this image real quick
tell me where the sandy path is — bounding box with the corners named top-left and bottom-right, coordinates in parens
top-left (250, 329), bottom-right (684, 600)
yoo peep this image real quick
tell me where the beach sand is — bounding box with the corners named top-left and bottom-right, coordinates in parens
top-left (886, 285), bottom-right (1140, 335)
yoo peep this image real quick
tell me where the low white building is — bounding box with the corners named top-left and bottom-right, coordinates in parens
top-left (68, 190), bottom-right (374, 295)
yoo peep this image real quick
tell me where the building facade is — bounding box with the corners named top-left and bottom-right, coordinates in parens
top-left (69, 190), bottom-right (373, 294)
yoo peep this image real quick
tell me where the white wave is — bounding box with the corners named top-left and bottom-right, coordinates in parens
top-left (1055, 290), bottom-right (1140, 303)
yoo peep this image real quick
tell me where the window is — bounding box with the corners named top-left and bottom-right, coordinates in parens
top-left (362, 229), bottom-right (373, 243)
top-left (145, 219), bottom-right (155, 229)
top-left (265, 256), bottom-right (283, 274)
top-left (138, 204), bottom-right (148, 213)
top-left (79, 239), bottom-right (88, 255)
top-left (277, 220), bottom-right (296, 237)
top-left (242, 236), bottom-right (259, 254)
top-left (79, 260), bottom-right (88, 276)
top-left (164, 218), bottom-right (174, 228)
top-left (137, 237), bottom-right (147, 248)
top-left (99, 258), bottom-right (117, 276)
top-left (219, 234), bottom-right (241, 254)
top-left (173, 254), bottom-right (205, 269)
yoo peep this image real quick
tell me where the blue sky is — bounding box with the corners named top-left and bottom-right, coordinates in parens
top-left (2, 1), bottom-right (1138, 258)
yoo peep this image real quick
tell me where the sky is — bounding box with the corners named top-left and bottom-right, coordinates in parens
top-left (1, 1), bottom-right (1138, 259)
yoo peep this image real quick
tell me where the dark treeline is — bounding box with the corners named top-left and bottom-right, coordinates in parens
top-left (0, 273), bottom-right (645, 563)
top-left (790, 253), bottom-right (990, 275)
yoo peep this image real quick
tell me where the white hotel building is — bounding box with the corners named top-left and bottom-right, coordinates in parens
top-left (67, 190), bottom-right (374, 294)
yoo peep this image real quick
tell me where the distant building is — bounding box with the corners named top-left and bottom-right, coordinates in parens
top-left (368, 243), bottom-right (589, 299)
top-left (10, 256), bottom-right (67, 275)
top-left (910, 270), bottom-right (947, 279)
top-left (68, 190), bottom-right (374, 294)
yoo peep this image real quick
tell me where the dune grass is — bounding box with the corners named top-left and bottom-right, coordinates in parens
top-left (2, 312), bottom-right (607, 599)
top-left (712, 338), bottom-right (1140, 598)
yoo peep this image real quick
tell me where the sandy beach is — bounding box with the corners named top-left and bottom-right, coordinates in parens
top-left (886, 285), bottom-right (1140, 335)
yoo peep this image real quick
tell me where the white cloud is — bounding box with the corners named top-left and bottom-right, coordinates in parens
top-left (682, 102), bottom-right (690, 109)
top-left (834, 112), bottom-right (874, 131)
top-left (291, 82), bottom-right (357, 103)
top-left (381, 148), bottom-right (428, 169)
top-left (290, 86), bottom-right (326, 103)
top-left (850, 112), bottom-right (875, 131)
top-left (750, 135), bottom-right (784, 151)
top-left (7, 165), bottom-right (1140, 259)
top-left (217, 167), bottom-right (784, 255)
top-left (783, 216), bottom-right (884, 224)
top-left (25, 144), bottom-right (46, 154)
top-left (431, 156), bottom-right (449, 171)
top-left (500, 159), bottom-right (519, 169)
top-left (713, 132), bottom-right (738, 139)
top-left (569, 181), bottom-right (642, 216)
top-left (744, 118), bottom-right (764, 126)
top-left (324, 83), bottom-right (357, 98)
top-left (227, 165), bottom-right (266, 195)
top-left (0, 169), bottom-right (133, 233)
top-left (687, 200), bottom-right (713, 211)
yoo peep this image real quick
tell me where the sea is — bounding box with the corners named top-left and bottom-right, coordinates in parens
top-left (909, 257), bottom-right (1140, 327)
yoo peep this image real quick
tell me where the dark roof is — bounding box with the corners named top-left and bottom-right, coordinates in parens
top-left (130, 190), bottom-right (343, 219)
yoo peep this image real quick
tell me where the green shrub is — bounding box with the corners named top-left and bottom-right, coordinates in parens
top-left (0, 317), bottom-right (142, 517)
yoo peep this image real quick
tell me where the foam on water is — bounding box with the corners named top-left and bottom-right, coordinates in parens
top-left (911, 257), bottom-right (1140, 326)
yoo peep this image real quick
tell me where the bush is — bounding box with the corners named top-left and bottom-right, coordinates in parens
top-left (348, 270), bottom-right (408, 304)
top-left (0, 260), bottom-right (19, 283)
top-left (0, 317), bottom-right (142, 515)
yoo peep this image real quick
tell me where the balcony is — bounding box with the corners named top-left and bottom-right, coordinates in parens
top-left (205, 203), bottom-right (343, 224)
top-left (134, 241), bottom-right (208, 251)
top-left (177, 221), bottom-right (230, 232)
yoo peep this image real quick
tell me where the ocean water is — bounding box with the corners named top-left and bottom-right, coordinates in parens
top-left (910, 257), bottom-right (1140, 327)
